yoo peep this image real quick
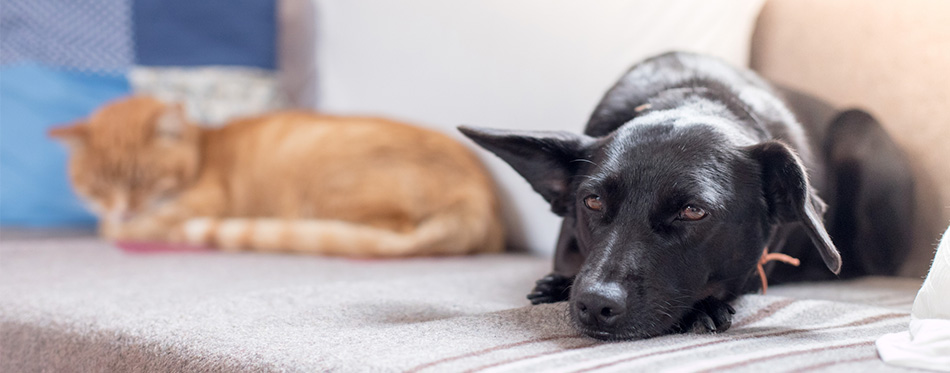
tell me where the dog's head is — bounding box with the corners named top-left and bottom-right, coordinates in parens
top-left (460, 118), bottom-right (840, 340)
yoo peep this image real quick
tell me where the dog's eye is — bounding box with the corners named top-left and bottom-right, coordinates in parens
top-left (584, 195), bottom-right (603, 211)
top-left (678, 205), bottom-right (708, 221)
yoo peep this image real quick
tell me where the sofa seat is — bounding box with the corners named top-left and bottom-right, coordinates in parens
top-left (0, 233), bottom-right (924, 372)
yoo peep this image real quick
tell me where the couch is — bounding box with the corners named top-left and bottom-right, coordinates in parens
top-left (2, 0), bottom-right (948, 371)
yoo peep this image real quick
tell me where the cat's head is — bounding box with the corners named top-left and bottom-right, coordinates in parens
top-left (50, 96), bottom-right (201, 224)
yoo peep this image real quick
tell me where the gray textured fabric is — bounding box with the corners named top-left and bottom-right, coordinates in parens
top-left (0, 235), bottom-right (923, 372)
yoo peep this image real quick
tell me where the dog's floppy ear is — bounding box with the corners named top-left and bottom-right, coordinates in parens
top-left (459, 126), bottom-right (595, 216)
top-left (748, 141), bottom-right (842, 274)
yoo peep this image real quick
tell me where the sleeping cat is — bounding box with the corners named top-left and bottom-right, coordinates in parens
top-left (50, 96), bottom-right (505, 256)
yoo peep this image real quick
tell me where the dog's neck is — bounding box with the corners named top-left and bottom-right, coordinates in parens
top-left (758, 248), bottom-right (801, 294)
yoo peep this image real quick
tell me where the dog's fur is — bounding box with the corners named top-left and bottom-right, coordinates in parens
top-left (460, 52), bottom-right (915, 340)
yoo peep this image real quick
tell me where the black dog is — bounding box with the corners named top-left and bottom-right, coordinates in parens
top-left (460, 52), bottom-right (915, 340)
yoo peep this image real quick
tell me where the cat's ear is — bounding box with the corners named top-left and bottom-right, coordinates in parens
top-left (154, 103), bottom-right (191, 141)
top-left (48, 122), bottom-right (89, 149)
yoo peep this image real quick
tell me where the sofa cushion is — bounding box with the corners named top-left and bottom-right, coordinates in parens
top-left (0, 235), bottom-right (923, 371)
top-left (750, 0), bottom-right (950, 276)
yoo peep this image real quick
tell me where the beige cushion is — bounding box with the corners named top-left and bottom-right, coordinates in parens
top-left (751, 0), bottom-right (950, 276)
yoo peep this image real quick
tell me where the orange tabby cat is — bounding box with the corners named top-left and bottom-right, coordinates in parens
top-left (50, 96), bottom-right (504, 256)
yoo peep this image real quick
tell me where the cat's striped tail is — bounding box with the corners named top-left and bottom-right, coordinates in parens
top-left (178, 210), bottom-right (504, 257)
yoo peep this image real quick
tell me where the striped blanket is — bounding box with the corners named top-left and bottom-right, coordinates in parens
top-left (407, 297), bottom-right (913, 372)
top-left (0, 233), bottom-right (923, 372)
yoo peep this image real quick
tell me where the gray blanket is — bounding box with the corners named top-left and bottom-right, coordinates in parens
top-left (0, 234), bottom-right (923, 372)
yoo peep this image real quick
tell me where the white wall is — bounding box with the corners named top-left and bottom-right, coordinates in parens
top-left (312, 0), bottom-right (766, 254)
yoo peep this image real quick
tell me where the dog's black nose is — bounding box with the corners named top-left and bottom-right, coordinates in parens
top-left (573, 283), bottom-right (627, 327)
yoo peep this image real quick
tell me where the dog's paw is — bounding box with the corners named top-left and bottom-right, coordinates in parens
top-left (527, 274), bottom-right (573, 305)
top-left (675, 297), bottom-right (736, 334)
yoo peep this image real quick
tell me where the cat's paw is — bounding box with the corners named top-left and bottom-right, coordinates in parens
top-left (167, 224), bottom-right (189, 243)
top-left (100, 218), bottom-right (163, 241)
top-left (675, 297), bottom-right (736, 334)
top-left (99, 221), bottom-right (122, 240)
top-left (527, 274), bottom-right (573, 305)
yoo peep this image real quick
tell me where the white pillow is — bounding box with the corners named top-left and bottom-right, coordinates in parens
top-left (313, 0), bottom-right (766, 255)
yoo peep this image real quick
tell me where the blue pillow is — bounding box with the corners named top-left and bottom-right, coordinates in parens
top-left (0, 64), bottom-right (130, 226)
top-left (132, 0), bottom-right (277, 69)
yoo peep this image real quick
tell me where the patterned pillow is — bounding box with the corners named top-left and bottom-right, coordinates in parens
top-left (0, 0), bottom-right (287, 226)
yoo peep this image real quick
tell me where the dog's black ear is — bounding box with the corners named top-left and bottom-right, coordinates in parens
top-left (458, 125), bottom-right (595, 216)
top-left (748, 141), bottom-right (842, 274)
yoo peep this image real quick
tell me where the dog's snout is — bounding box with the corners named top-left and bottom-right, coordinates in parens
top-left (573, 282), bottom-right (627, 327)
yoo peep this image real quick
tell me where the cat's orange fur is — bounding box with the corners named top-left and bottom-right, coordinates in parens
top-left (50, 96), bottom-right (505, 256)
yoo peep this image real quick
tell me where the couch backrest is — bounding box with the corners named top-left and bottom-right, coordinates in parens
top-left (750, 0), bottom-right (950, 276)
top-left (313, 0), bottom-right (767, 254)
